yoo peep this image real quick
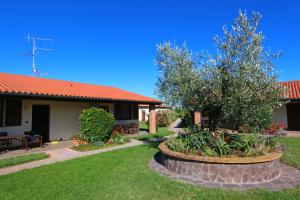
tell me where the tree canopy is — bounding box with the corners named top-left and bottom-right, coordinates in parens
top-left (156, 11), bottom-right (283, 132)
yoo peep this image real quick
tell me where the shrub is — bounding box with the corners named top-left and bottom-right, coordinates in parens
top-left (79, 108), bottom-right (115, 143)
top-left (166, 138), bottom-right (186, 153)
top-left (166, 127), bottom-right (280, 157)
top-left (181, 112), bottom-right (194, 128)
top-left (156, 110), bottom-right (171, 127)
top-left (147, 110), bottom-right (173, 127)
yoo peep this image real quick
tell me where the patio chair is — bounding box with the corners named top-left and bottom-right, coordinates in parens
top-left (24, 131), bottom-right (43, 149)
top-left (128, 123), bottom-right (138, 134)
top-left (0, 132), bottom-right (11, 149)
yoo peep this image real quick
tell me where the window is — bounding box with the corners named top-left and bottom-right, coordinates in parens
top-left (0, 98), bottom-right (22, 127)
top-left (114, 103), bottom-right (133, 120)
top-left (0, 99), bottom-right (3, 127)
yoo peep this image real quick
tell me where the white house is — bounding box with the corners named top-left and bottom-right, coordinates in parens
top-left (0, 73), bottom-right (161, 142)
top-left (138, 104), bottom-right (170, 122)
top-left (273, 80), bottom-right (300, 130)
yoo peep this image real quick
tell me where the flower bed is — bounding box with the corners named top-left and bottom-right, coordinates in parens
top-left (159, 141), bottom-right (282, 184)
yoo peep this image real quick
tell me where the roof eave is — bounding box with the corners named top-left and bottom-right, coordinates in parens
top-left (0, 92), bottom-right (162, 105)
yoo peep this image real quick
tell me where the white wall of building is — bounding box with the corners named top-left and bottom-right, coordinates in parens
top-left (138, 107), bottom-right (170, 122)
top-left (0, 99), bottom-right (116, 141)
top-left (273, 104), bottom-right (288, 124)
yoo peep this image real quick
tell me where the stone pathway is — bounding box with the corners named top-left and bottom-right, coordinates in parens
top-left (286, 131), bottom-right (300, 138)
top-left (0, 140), bottom-right (73, 159)
top-left (150, 153), bottom-right (300, 191)
top-left (0, 139), bottom-right (145, 176)
top-left (167, 118), bottom-right (185, 136)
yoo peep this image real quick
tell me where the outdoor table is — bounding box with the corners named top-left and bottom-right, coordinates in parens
top-left (0, 135), bottom-right (27, 149)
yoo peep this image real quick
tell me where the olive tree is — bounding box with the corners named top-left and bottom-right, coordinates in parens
top-left (156, 11), bottom-right (283, 132)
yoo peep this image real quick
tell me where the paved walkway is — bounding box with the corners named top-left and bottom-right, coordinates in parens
top-left (150, 153), bottom-right (300, 191)
top-left (0, 139), bottom-right (145, 176)
top-left (167, 118), bottom-right (185, 136)
top-left (286, 131), bottom-right (300, 138)
top-left (0, 140), bottom-right (73, 159)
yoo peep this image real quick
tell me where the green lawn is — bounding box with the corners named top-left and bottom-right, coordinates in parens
top-left (1, 139), bottom-right (300, 200)
top-left (139, 121), bottom-right (148, 130)
top-left (0, 153), bottom-right (49, 169)
top-left (278, 137), bottom-right (300, 170)
top-left (134, 126), bottom-right (175, 141)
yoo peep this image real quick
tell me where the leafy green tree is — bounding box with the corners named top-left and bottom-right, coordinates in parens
top-left (156, 11), bottom-right (283, 132)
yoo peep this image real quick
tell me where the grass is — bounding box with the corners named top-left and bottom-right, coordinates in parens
top-left (278, 137), bottom-right (300, 169)
top-left (134, 126), bottom-right (175, 141)
top-left (139, 121), bottom-right (148, 130)
top-left (0, 139), bottom-right (300, 200)
top-left (72, 141), bottom-right (130, 152)
top-left (0, 153), bottom-right (49, 169)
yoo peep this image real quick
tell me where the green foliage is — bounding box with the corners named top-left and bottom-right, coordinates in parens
top-left (111, 133), bottom-right (130, 144)
top-left (214, 135), bottom-right (231, 156)
top-left (79, 108), bottom-right (115, 143)
top-left (166, 138), bottom-right (187, 153)
top-left (166, 126), bottom-right (279, 157)
top-left (133, 127), bottom-right (175, 141)
top-left (168, 108), bottom-right (187, 121)
top-left (156, 110), bottom-right (172, 127)
top-left (147, 109), bottom-right (183, 128)
top-left (155, 11), bottom-right (283, 132)
top-left (181, 112), bottom-right (194, 128)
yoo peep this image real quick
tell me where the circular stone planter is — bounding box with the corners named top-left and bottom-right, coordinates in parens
top-left (159, 142), bottom-right (282, 185)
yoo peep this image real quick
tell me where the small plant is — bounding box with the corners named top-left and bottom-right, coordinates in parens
top-left (166, 128), bottom-right (280, 157)
top-left (111, 133), bottom-right (130, 144)
top-left (267, 122), bottom-right (287, 134)
top-left (214, 134), bottom-right (231, 156)
top-left (166, 138), bottom-right (186, 153)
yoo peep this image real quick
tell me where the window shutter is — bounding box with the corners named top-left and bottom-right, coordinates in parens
top-left (114, 103), bottom-right (121, 120)
top-left (132, 104), bottom-right (138, 120)
top-left (5, 99), bottom-right (22, 126)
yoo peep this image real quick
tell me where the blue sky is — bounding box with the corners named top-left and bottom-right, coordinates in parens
top-left (0, 0), bottom-right (299, 98)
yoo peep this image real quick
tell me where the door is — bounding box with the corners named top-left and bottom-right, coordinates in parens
top-left (287, 103), bottom-right (300, 130)
top-left (142, 110), bottom-right (146, 121)
top-left (32, 105), bottom-right (50, 142)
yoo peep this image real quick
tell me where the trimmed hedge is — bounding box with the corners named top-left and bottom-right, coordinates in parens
top-left (79, 108), bottom-right (115, 143)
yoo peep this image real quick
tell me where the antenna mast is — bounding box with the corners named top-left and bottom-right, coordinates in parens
top-left (24, 34), bottom-right (52, 77)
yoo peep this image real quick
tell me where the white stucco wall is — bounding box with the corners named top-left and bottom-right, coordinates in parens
top-left (138, 107), bottom-right (170, 121)
top-left (273, 104), bottom-right (287, 125)
top-left (0, 99), bottom-right (115, 141)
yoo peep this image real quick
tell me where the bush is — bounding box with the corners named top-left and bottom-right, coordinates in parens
top-left (79, 108), bottom-right (115, 143)
top-left (166, 138), bottom-right (186, 153)
top-left (181, 112), bottom-right (194, 128)
top-left (166, 127), bottom-right (280, 157)
top-left (156, 110), bottom-right (171, 127)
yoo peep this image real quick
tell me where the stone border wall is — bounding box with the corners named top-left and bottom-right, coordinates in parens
top-left (159, 142), bottom-right (282, 184)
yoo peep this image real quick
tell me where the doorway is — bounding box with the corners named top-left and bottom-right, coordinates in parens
top-left (287, 103), bottom-right (300, 131)
top-left (32, 105), bottom-right (50, 142)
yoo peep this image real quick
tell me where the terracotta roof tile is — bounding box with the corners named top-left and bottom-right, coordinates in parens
top-left (281, 80), bottom-right (300, 99)
top-left (0, 73), bottom-right (161, 104)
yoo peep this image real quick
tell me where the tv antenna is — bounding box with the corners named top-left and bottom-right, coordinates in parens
top-left (24, 33), bottom-right (53, 77)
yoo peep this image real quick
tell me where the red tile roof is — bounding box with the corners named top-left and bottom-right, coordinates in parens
top-left (0, 73), bottom-right (161, 104)
top-left (281, 80), bottom-right (300, 99)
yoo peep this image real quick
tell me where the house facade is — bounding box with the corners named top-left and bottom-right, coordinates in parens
top-left (273, 80), bottom-right (300, 131)
top-left (0, 73), bottom-right (161, 142)
top-left (138, 104), bottom-right (170, 122)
